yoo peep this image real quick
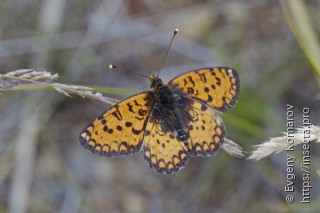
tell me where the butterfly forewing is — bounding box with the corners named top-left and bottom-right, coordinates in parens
top-left (168, 67), bottom-right (239, 112)
top-left (80, 92), bottom-right (152, 156)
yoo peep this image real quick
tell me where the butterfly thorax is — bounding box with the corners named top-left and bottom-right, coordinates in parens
top-left (149, 76), bottom-right (175, 110)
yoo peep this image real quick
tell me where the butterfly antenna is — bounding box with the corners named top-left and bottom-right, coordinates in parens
top-left (109, 64), bottom-right (149, 79)
top-left (156, 28), bottom-right (179, 78)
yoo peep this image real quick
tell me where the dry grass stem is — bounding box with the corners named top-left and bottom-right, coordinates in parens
top-left (0, 69), bottom-right (58, 90)
top-left (248, 125), bottom-right (320, 161)
top-left (221, 138), bottom-right (245, 158)
top-left (4, 69), bottom-right (59, 81)
top-left (0, 69), bottom-right (119, 105)
top-left (50, 83), bottom-right (119, 105)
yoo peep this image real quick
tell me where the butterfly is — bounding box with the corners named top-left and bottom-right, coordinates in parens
top-left (79, 67), bottom-right (239, 174)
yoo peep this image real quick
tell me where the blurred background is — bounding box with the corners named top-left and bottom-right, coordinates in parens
top-left (1, 0), bottom-right (320, 212)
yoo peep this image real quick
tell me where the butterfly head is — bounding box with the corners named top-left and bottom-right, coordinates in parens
top-left (149, 74), bottom-right (164, 90)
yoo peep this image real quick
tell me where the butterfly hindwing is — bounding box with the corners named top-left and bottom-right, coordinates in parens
top-left (168, 67), bottom-right (239, 112)
top-left (80, 92), bottom-right (152, 156)
top-left (143, 117), bottom-right (190, 174)
top-left (186, 100), bottom-right (225, 156)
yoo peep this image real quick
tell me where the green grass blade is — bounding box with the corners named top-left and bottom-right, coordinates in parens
top-left (280, 0), bottom-right (320, 77)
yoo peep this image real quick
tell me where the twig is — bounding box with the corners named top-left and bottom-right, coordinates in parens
top-left (0, 69), bottom-right (119, 105)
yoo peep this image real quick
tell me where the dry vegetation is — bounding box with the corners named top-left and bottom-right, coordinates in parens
top-left (0, 0), bottom-right (320, 212)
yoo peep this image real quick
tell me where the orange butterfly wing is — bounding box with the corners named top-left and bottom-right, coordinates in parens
top-left (143, 116), bottom-right (190, 174)
top-left (79, 92), bottom-right (151, 156)
top-left (185, 100), bottom-right (225, 157)
top-left (168, 67), bottom-right (239, 112)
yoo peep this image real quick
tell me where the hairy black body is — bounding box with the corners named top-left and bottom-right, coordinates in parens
top-left (148, 76), bottom-right (194, 144)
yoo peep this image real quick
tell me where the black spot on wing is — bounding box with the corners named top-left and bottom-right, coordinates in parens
top-left (132, 128), bottom-right (141, 135)
top-left (134, 100), bottom-right (142, 106)
top-left (125, 122), bottom-right (132, 127)
top-left (187, 76), bottom-right (195, 87)
top-left (199, 73), bottom-right (207, 83)
top-left (116, 125), bottom-right (122, 131)
top-left (138, 109), bottom-right (147, 116)
top-left (112, 105), bottom-right (122, 120)
top-left (135, 116), bottom-right (145, 121)
top-left (126, 102), bottom-right (134, 113)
